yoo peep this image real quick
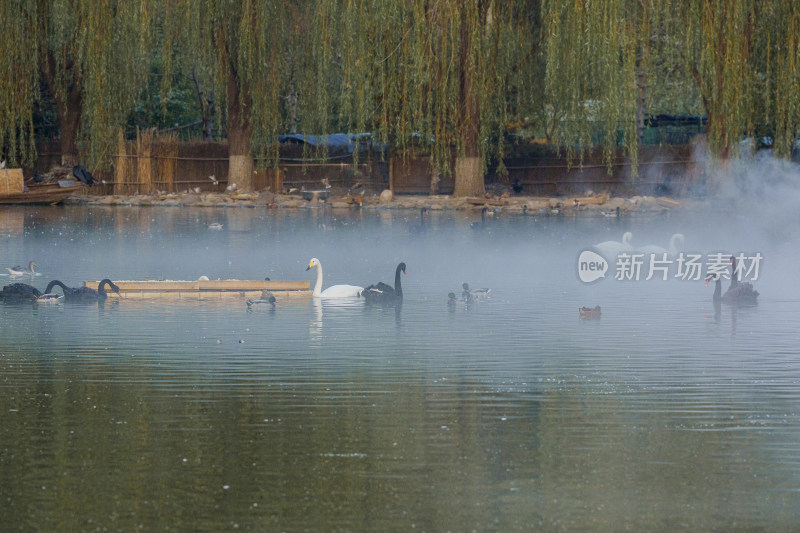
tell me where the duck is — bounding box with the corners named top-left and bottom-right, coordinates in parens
top-left (593, 232), bottom-right (633, 259)
top-left (306, 258), bottom-right (364, 298)
top-left (579, 305), bottom-right (602, 319)
top-left (362, 262), bottom-right (406, 303)
top-left (208, 222), bottom-right (223, 230)
top-left (7, 261), bottom-right (37, 277)
top-left (447, 292), bottom-right (458, 308)
top-left (247, 290), bottom-right (276, 309)
top-left (637, 233), bottom-right (685, 257)
top-left (45, 279), bottom-right (121, 303)
top-left (462, 283), bottom-right (490, 301)
top-left (0, 282), bottom-right (41, 302)
top-left (34, 293), bottom-right (63, 304)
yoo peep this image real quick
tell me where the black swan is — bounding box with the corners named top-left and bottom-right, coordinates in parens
top-left (470, 207), bottom-right (491, 229)
top-left (462, 283), bottom-right (490, 301)
top-left (247, 291), bottom-right (276, 309)
top-left (705, 271), bottom-right (758, 307)
top-left (362, 262), bottom-right (406, 303)
top-left (724, 257), bottom-right (759, 306)
top-left (7, 261), bottom-right (37, 277)
top-left (0, 282), bottom-right (42, 302)
top-left (45, 279), bottom-right (121, 302)
top-left (410, 207), bottom-right (430, 234)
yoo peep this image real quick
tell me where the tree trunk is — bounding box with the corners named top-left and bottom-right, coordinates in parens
top-left (57, 88), bottom-right (82, 167)
top-left (453, 9), bottom-right (484, 198)
top-left (226, 67), bottom-right (253, 192)
top-left (42, 55), bottom-right (81, 167)
top-left (453, 157), bottom-right (483, 197)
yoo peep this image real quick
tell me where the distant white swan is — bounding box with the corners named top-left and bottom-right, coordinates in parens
top-left (306, 258), bottom-right (364, 298)
top-left (638, 233), bottom-right (685, 257)
top-left (593, 232), bottom-right (633, 259)
top-left (7, 261), bottom-right (37, 277)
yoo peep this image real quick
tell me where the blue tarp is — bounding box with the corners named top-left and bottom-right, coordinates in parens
top-left (278, 133), bottom-right (379, 153)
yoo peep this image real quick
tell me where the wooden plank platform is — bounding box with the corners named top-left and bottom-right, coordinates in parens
top-left (83, 279), bottom-right (311, 300)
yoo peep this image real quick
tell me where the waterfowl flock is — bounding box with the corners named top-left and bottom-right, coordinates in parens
top-left (1, 244), bottom-right (758, 317)
top-left (0, 275), bottom-right (119, 304)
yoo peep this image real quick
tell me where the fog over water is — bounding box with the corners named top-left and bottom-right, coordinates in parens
top-left (1, 158), bottom-right (800, 531)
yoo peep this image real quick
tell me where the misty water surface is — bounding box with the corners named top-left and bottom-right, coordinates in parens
top-left (1, 199), bottom-right (799, 531)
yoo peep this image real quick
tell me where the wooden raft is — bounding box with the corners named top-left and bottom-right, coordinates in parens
top-left (83, 279), bottom-right (311, 300)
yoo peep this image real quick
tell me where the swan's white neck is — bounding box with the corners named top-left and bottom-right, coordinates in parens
top-left (312, 262), bottom-right (323, 297)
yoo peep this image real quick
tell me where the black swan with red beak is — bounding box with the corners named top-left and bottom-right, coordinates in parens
top-left (362, 263), bottom-right (406, 303)
top-left (705, 257), bottom-right (759, 306)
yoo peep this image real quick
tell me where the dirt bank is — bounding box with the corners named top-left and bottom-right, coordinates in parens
top-left (65, 188), bottom-right (702, 216)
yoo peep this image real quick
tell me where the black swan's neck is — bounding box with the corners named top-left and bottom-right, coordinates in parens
top-left (394, 265), bottom-right (404, 299)
top-left (713, 278), bottom-right (721, 303)
top-left (97, 279), bottom-right (115, 297)
top-left (45, 280), bottom-right (71, 294)
top-left (730, 258), bottom-right (739, 291)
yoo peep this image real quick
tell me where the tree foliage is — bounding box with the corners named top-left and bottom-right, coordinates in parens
top-left (542, 0), bottom-right (800, 166)
top-left (2, 1), bottom-right (799, 183)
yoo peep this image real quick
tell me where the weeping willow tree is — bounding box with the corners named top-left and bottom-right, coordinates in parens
top-left (542, 0), bottom-right (662, 172)
top-left (543, 0), bottom-right (800, 170)
top-left (0, 1), bottom-right (153, 169)
top-left (0, 1), bottom-right (38, 166)
top-left (161, 1), bottom-right (294, 192)
top-left (308, 0), bottom-right (541, 197)
top-left (682, 0), bottom-right (800, 159)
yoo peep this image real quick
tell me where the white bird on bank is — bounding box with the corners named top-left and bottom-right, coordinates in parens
top-left (306, 257), bottom-right (364, 298)
top-left (593, 232), bottom-right (633, 259)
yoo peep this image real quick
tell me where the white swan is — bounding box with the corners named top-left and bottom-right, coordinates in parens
top-left (306, 258), bottom-right (364, 298)
top-left (638, 233), bottom-right (685, 257)
top-left (593, 232), bottom-right (633, 259)
top-left (7, 261), bottom-right (37, 277)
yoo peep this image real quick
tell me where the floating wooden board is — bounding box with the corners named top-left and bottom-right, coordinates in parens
top-left (83, 279), bottom-right (311, 299)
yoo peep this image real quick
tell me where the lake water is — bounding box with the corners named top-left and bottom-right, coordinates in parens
top-left (1, 203), bottom-right (799, 531)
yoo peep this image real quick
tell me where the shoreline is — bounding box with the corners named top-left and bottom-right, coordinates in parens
top-left (64, 189), bottom-right (705, 216)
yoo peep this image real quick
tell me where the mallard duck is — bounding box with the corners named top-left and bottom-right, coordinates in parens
top-left (447, 292), bottom-right (458, 308)
top-left (247, 291), bottom-right (276, 309)
top-left (208, 222), bottom-right (223, 230)
top-left (579, 305), bottom-right (602, 319)
top-left (462, 283), bottom-right (490, 301)
top-left (35, 293), bottom-right (63, 304)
